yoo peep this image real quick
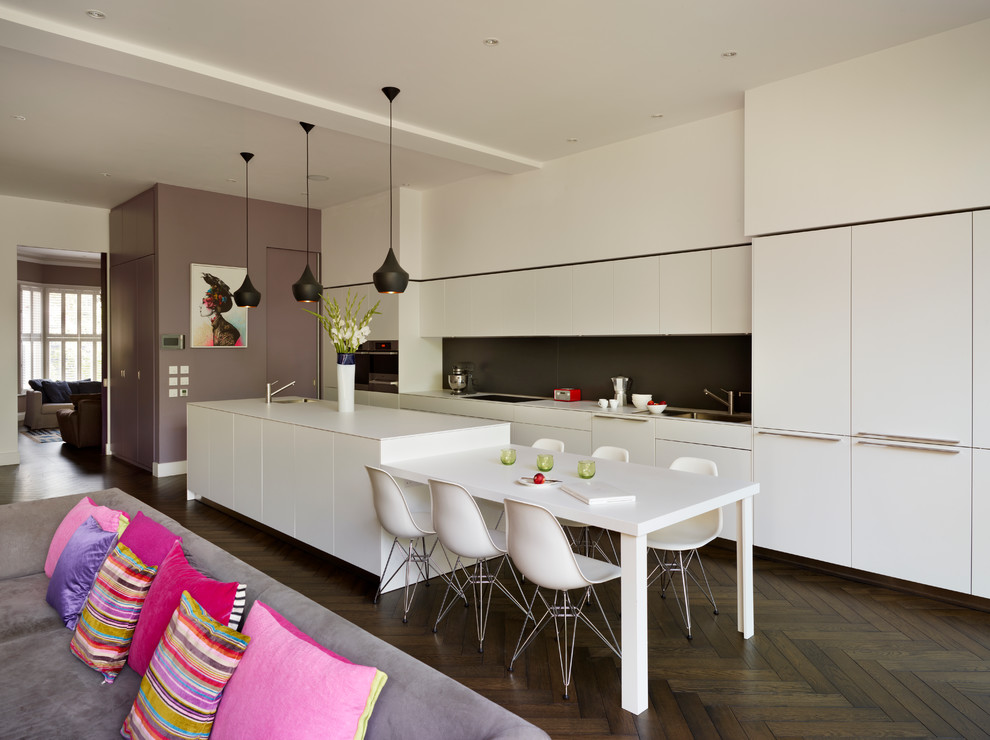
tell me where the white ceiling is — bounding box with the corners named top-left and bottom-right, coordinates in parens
top-left (2, 0), bottom-right (990, 211)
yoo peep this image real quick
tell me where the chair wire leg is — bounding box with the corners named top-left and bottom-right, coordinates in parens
top-left (374, 537), bottom-right (402, 604)
top-left (509, 586), bottom-right (551, 672)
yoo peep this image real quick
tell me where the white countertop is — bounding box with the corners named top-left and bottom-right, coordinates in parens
top-left (187, 397), bottom-right (510, 441)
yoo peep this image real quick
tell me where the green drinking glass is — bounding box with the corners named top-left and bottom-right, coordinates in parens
top-left (500, 448), bottom-right (517, 465)
top-left (536, 453), bottom-right (554, 472)
top-left (577, 459), bottom-right (596, 479)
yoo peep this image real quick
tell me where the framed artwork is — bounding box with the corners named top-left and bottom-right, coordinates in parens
top-left (190, 264), bottom-right (248, 347)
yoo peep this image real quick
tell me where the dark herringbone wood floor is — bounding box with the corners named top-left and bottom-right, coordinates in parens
top-left (7, 433), bottom-right (990, 738)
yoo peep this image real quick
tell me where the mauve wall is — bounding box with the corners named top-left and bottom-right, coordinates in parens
top-left (18, 261), bottom-right (101, 287)
top-left (154, 184), bottom-right (318, 464)
top-left (443, 335), bottom-right (752, 411)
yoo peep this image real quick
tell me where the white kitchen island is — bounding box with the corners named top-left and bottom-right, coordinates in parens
top-left (186, 398), bottom-right (509, 582)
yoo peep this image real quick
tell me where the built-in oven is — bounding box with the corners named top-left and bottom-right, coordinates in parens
top-left (354, 340), bottom-right (399, 393)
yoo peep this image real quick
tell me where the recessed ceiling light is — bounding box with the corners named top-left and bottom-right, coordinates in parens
top-left (483, 38), bottom-right (500, 46)
top-left (721, 50), bottom-right (738, 58)
top-left (566, 138), bottom-right (579, 143)
top-left (86, 9), bottom-right (106, 19)
top-left (10, 114), bottom-right (26, 121)
top-left (651, 113), bottom-right (664, 119)
top-left (226, 178), bottom-right (237, 183)
top-left (307, 174), bottom-right (329, 182)
top-left (99, 172), bottom-right (111, 178)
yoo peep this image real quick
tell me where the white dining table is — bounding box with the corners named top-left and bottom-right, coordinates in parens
top-left (382, 443), bottom-right (759, 715)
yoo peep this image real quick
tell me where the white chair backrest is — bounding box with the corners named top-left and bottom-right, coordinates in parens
top-left (428, 479), bottom-right (500, 559)
top-left (532, 438), bottom-right (565, 452)
top-left (504, 498), bottom-right (590, 592)
top-left (670, 456), bottom-right (718, 477)
top-left (366, 466), bottom-right (429, 539)
top-left (592, 445), bottom-right (630, 462)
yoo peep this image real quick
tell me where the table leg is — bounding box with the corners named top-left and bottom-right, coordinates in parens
top-left (619, 532), bottom-right (648, 714)
top-left (735, 495), bottom-right (754, 638)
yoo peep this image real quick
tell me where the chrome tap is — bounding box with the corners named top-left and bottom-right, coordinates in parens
top-left (266, 380), bottom-right (295, 403)
top-left (703, 387), bottom-right (746, 415)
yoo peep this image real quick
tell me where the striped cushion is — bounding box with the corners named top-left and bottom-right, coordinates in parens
top-left (121, 591), bottom-right (250, 740)
top-left (69, 543), bottom-right (158, 682)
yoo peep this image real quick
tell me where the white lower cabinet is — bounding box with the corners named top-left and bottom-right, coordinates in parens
top-left (293, 427), bottom-right (334, 553)
top-left (973, 449), bottom-right (990, 597)
top-left (232, 415), bottom-right (263, 522)
top-left (186, 405), bottom-right (211, 500)
top-left (851, 439), bottom-right (971, 593)
top-left (511, 423), bottom-right (591, 456)
top-left (591, 414), bottom-right (655, 465)
top-left (753, 431), bottom-right (851, 565)
top-left (262, 420), bottom-right (296, 536)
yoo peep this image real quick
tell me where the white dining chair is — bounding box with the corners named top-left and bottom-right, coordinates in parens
top-left (531, 438), bottom-right (565, 452)
top-left (647, 456), bottom-right (722, 639)
top-left (366, 466), bottom-right (451, 624)
top-left (561, 446), bottom-right (630, 564)
top-left (505, 498), bottom-right (621, 700)
top-left (428, 479), bottom-right (525, 652)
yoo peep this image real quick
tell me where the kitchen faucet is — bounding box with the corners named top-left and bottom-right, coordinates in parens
top-left (266, 380), bottom-right (295, 403)
top-left (703, 388), bottom-right (750, 415)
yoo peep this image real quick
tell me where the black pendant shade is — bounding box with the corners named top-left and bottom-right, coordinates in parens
top-left (293, 121), bottom-right (323, 303)
top-left (373, 86), bottom-right (409, 294)
top-left (233, 151), bottom-right (261, 308)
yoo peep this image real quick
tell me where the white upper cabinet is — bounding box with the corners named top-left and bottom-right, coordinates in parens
top-left (470, 273), bottom-right (506, 337)
top-left (753, 228), bottom-right (851, 434)
top-left (572, 262), bottom-right (613, 335)
top-left (660, 251), bottom-right (711, 334)
top-left (531, 266), bottom-right (573, 336)
top-left (366, 287), bottom-right (398, 340)
top-left (851, 213), bottom-right (972, 445)
top-left (973, 210), bottom-right (990, 449)
top-left (502, 270), bottom-right (537, 336)
top-left (613, 257), bottom-right (660, 335)
top-left (712, 245), bottom-right (752, 334)
top-left (443, 277), bottom-right (473, 337)
top-left (419, 280), bottom-right (444, 337)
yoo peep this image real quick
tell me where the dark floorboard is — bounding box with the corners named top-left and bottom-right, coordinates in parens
top-left (6, 432), bottom-right (990, 738)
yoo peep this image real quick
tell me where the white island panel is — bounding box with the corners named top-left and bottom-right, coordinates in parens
top-left (295, 426), bottom-right (334, 554)
top-left (232, 415), bottom-right (263, 522)
top-left (262, 420), bottom-right (296, 536)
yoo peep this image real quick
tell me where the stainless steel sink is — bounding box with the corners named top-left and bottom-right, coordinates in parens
top-left (271, 397), bottom-right (321, 404)
top-left (662, 409), bottom-right (752, 423)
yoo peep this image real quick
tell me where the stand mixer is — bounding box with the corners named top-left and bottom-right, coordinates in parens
top-left (611, 376), bottom-right (630, 406)
top-left (448, 363), bottom-right (474, 395)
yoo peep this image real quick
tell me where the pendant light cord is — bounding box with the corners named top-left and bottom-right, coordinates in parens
top-left (305, 126), bottom-right (310, 267)
top-left (389, 96), bottom-right (393, 252)
top-left (244, 156), bottom-right (250, 272)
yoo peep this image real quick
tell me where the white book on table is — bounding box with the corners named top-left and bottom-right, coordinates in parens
top-left (561, 480), bottom-right (636, 505)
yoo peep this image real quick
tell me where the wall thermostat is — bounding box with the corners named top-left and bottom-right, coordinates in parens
top-left (161, 334), bottom-right (185, 350)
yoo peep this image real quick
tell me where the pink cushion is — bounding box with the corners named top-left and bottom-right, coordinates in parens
top-left (127, 544), bottom-right (242, 676)
top-left (45, 497), bottom-right (128, 577)
top-left (118, 511), bottom-right (182, 568)
top-left (211, 601), bottom-right (387, 740)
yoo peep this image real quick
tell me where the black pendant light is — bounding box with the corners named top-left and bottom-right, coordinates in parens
top-left (233, 152), bottom-right (262, 308)
top-left (373, 86), bottom-right (410, 294)
top-left (292, 121), bottom-right (323, 303)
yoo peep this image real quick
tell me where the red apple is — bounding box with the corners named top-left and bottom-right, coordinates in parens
top-left (647, 400), bottom-right (655, 405)
top-left (533, 473), bottom-right (545, 484)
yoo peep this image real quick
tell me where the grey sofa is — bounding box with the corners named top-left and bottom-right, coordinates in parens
top-left (24, 389), bottom-right (73, 430)
top-left (0, 489), bottom-right (549, 740)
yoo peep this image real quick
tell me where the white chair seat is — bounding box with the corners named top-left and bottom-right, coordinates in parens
top-left (410, 509), bottom-right (435, 534)
top-left (646, 510), bottom-right (720, 551)
top-left (573, 552), bottom-right (622, 584)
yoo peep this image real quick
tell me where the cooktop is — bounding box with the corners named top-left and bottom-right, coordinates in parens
top-left (466, 394), bottom-right (538, 403)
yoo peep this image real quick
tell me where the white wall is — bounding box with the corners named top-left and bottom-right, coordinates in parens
top-left (419, 110), bottom-right (745, 278)
top-left (745, 18), bottom-right (990, 236)
top-left (0, 195), bottom-right (109, 464)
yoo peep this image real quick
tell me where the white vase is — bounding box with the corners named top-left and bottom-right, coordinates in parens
top-left (336, 353), bottom-right (355, 412)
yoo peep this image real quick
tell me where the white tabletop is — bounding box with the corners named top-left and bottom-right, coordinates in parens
top-left (383, 444), bottom-right (758, 536)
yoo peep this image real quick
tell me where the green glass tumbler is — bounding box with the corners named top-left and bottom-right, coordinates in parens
top-left (500, 448), bottom-right (517, 465)
top-left (536, 453), bottom-right (554, 472)
top-left (577, 459), bottom-right (596, 479)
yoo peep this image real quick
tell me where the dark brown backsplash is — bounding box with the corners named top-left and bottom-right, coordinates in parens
top-left (442, 335), bottom-right (752, 411)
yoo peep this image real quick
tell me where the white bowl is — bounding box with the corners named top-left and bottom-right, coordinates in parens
top-left (631, 394), bottom-right (652, 409)
top-left (647, 403), bottom-right (667, 414)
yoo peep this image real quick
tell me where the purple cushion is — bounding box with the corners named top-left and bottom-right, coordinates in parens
top-left (28, 379), bottom-right (44, 392)
top-left (40, 379), bottom-right (72, 404)
top-left (46, 516), bottom-right (118, 629)
top-left (45, 496), bottom-right (128, 577)
top-left (118, 511), bottom-right (182, 568)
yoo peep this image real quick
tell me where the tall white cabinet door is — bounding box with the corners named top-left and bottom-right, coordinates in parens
top-left (232, 415), bottom-right (263, 522)
top-left (852, 440), bottom-right (971, 593)
top-left (531, 266), bottom-right (573, 336)
top-left (419, 280), bottom-right (444, 337)
top-left (660, 251), bottom-right (711, 334)
top-left (572, 262), bottom-right (613, 335)
top-left (753, 431), bottom-right (851, 566)
top-left (262, 420), bottom-right (296, 536)
top-left (443, 278), bottom-right (472, 337)
top-left (470, 274), bottom-right (505, 336)
top-left (973, 211), bottom-right (990, 449)
top-left (973, 449), bottom-right (990, 597)
top-left (186, 405), bottom-right (211, 499)
top-left (294, 427), bottom-right (334, 553)
top-left (333, 434), bottom-right (386, 576)
top-left (852, 213), bottom-right (972, 445)
top-left (752, 228), bottom-right (851, 434)
top-left (712, 245), bottom-right (752, 334)
top-left (503, 271), bottom-right (536, 336)
top-left (366, 287), bottom-right (399, 341)
top-left (613, 257), bottom-right (660, 335)
top-left (207, 411), bottom-right (235, 510)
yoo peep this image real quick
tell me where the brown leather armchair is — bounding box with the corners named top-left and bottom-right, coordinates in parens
top-left (56, 396), bottom-right (102, 448)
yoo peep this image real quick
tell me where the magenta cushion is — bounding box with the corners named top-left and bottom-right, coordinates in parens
top-left (118, 510), bottom-right (182, 568)
top-left (45, 496), bottom-right (128, 577)
top-left (211, 601), bottom-right (387, 740)
top-left (45, 516), bottom-right (118, 629)
top-left (127, 544), bottom-right (243, 676)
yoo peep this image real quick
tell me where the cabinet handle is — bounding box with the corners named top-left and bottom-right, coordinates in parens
top-left (856, 432), bottom-right (960, 446)
top-left (757, 431), bottom-right (841, 442)
top-left (856, 440), bottom-right (961, 455)
top-left (593, 414), bottom-right (651, 422)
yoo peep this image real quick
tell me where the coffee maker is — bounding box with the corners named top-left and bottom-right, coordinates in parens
top-left (611, 376), bottom-right (630, 406)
